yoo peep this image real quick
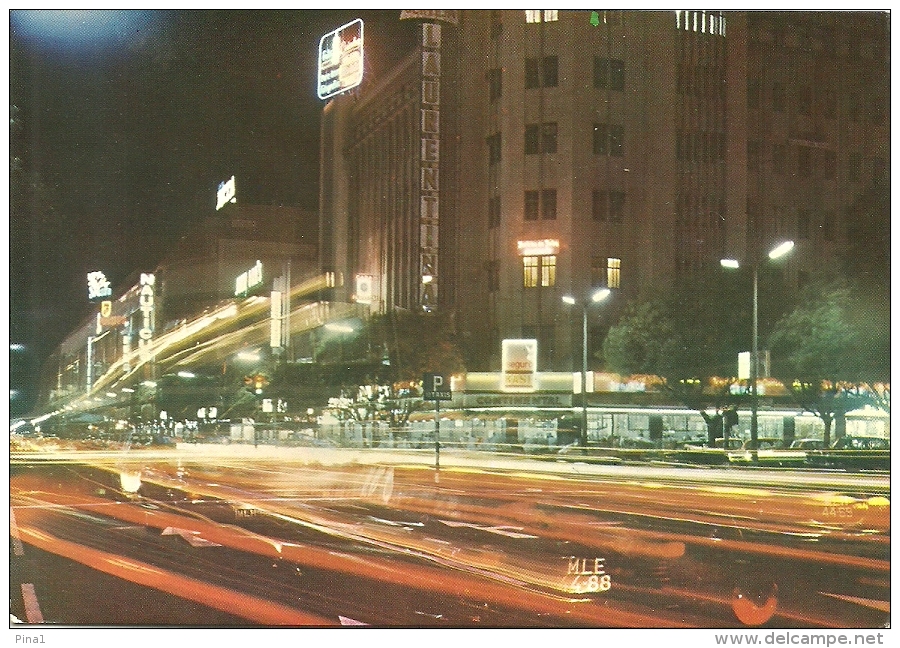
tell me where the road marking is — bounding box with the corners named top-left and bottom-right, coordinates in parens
top-left (819, 592), bottom-right (890, 613)
top-left (339, 615), bottom-right (369, 626)
top-left (10, 507), bottom-right (25, 556)
top-left (21, 584), bottom-right (45, 623)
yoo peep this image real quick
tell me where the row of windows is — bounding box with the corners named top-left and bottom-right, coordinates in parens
top-left (748, 142), bottom-right (885, 182)
top-left (487, 191), bottom-right (627, 227)
top-left (675, 10), bottom-right (727, 37)
top-left (676, 130), bottom-right (726, 163)
top-left (512, 255), bottom-right (622, 290)
top-left (487, 123), bottom-right (627, 163)
top-left (675, 64), bottom-right (725, 99)
top-left (492, 57), bottom-right (625, 98)
top-left (747, 204), bottom-right (846, 242)
top-left (747, 80), bottom-right (885, 124)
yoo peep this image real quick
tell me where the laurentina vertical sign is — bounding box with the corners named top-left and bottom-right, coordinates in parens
top-left (419, 21), bottom-right (441, 310)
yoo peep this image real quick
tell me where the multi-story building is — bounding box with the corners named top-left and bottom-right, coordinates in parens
top-left (319, 10), bottom-right (888, 373)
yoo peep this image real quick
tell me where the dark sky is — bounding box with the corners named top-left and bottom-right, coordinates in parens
top-left (9, 9), bottom-right (419, 413)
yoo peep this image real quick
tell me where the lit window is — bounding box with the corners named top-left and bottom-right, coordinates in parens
top-left (607, 258), bottom-right (621, 289)
top-left (523, 255), bottom-right (556, 288)
top-left (541, 255), bottom-right (556, 287)
top-left (525, 10), bottom-right (558, 23)
top-left (523, 256), bottom-right (539, 287)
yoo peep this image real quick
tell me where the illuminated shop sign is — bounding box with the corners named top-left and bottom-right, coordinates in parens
top-left (216, 175), bottom-right (236, 210)
top-left (501, 339), bottom-right (538, 393)
top-left (317, 19), bottom-right (364, 100)
top-left (87, 271), bottom-right (112, 301)
top-left (517, 239), bottom-right (560, 256)
top-left (355, 274), bottom-right (374, 304)
top-left (235, 260), bottom-right (264, 297)
top-left (138, 273), bottom-right (155, 351)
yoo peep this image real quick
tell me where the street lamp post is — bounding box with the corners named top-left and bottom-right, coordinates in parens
top-left (721, 240), bottom-right (794, 455)
top-left (563, 288), bottom-right (611, 448)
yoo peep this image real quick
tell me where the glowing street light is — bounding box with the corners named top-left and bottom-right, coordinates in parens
top-left (721, 240), bottom-right (794, 455)
top-left (562, 288), bottom-right (612, 447)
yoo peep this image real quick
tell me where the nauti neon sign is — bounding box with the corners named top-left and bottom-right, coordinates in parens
top-left (138, 273), bottom-right (155, 350)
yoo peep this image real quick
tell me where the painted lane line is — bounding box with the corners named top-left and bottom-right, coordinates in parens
top-left (21, 584), bottom-right (45, 623)
top-left (10, 507), bottom-right (25, 556)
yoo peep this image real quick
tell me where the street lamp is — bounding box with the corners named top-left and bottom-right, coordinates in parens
top-left (721, 240), bottom-right (794, 455)
top-left (562, 288), bottom-right (612, 448)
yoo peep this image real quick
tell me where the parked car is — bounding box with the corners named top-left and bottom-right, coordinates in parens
top-left (789, 438), bottom-right (825, 450)
top-left (830, 436), bottom-right (890, 450)
top-left (806, 436), bottom-right (890, 471)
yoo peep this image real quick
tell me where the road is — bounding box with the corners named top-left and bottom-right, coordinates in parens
top-left (10, 443), bottom-right (891, 628)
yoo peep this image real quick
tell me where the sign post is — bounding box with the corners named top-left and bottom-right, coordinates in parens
top-left (422, 373), bottom-right (451, 481)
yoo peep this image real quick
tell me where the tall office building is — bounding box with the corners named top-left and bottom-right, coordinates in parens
top-left (319, 10), bottom-right (888, 372)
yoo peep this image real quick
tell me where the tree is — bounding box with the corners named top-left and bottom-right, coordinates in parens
top-left (768, 278), bottom-right (890, 446)
top-left (602, 271), bottom-right (780, 444)
top-left (317, 309), bottom-right (465, 434)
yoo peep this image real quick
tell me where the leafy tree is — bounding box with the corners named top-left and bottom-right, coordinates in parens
top-left (317, 309), bottom-right (465, 432)
top-left (602, 270), bottom-right (788, 443)
top-left (768, 278), bottom-right (890, 446)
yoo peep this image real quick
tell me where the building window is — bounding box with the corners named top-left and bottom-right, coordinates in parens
top-left (821, 210), bottom-right (834, 242)
top-left (821, 150), bottom-right (837, 179)
top-left (525, 58), bottom-right (540, 89)
top-left (591, 255), bottom-right (605, 287)
top-left (607, 257), bottom-right (621, 289)
top-left (525, 10), bottom-right (558, 23)
top-left (798, 146), bottom-right (812, 176)
top-left (820, 86), bottom-right (837, 119)
top-left (847, 93), bottom-right (860, 122)
top-left (797, 209), bottom-right (810, 239)
top-left (594, 57), bottom-right (625, 91)
top-left (542, 254), bottom-right (557, 286)
top-left (487, 68), bottom-right (502, 102)
top-left (488, 196), bottom-right (501, 229)
top-left (524, 189), bottom-right (556, 220)
top-left (747, 140), bottom-right (760, 172)
top-left (593, 123), bottom-right (624, 156)
top-left (773, 82), bottom-right (785, 112)
top-left (488, 260), bottom-right (500, 292)
top-left (594, 190), bottom-right (626, 223)
top-left (490, 10), bottom-right (503, 38)
top-left (747, 78), bottom-right (760, 109)
top-left (771, 143), bottom-right (786, 174)
top-left (542, 55), bottom-right (558, 87)
top-left (848, 153), bottom-right (861, 182)
top-left (487, 133), bottom-right (502, 165)
top-left (541, 189), bottom-right (557, 220)
top-left (524, 190), bottom-right (540, 220)
top-left (797, 86), bottom-right (812, 115)
top-left (523, 255), bottom-right (556, 288)
top-left (525, 122), bottom-right (557, 154)
top-left (526, 56), bottom-right (558, 88)
top-left (523, 256), bottom-right (539, 287)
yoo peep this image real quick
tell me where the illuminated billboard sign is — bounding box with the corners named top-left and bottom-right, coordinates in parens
top-left (501, 339), bottom-right (538, 392)
top-left (317, 19), bottom-right (364, 100)
top-left (216, 175), bottom-right (236, 210)
top-left (87, 271), bottom-right (112, 301)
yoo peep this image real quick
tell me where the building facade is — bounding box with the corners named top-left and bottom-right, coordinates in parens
top-left (320, 10), bottom-right (888, 373)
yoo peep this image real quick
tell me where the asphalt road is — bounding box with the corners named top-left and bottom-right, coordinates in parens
top-left (9, 444), bottom-right (891, 628)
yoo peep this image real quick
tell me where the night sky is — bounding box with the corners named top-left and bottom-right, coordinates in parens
top-left (9, 9), bottom-right (420, 414)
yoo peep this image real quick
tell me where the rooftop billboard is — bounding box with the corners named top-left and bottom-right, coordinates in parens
top-left (317, 19), bottom-right (364, 100)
